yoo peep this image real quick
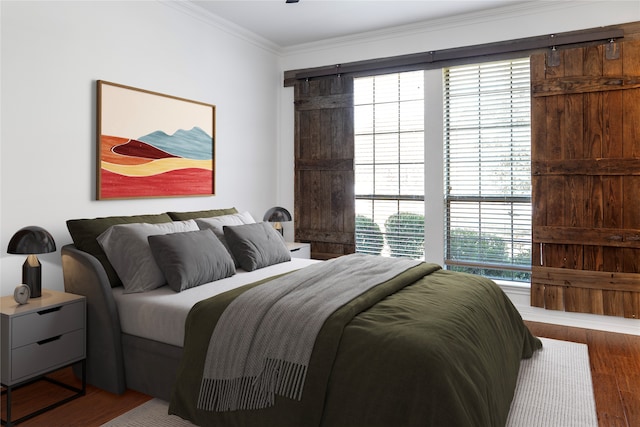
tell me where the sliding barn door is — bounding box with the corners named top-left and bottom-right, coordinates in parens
top-left (531, 40), bottom-right (640, 318)
top-left (293, 76), bottom-right (355, 259)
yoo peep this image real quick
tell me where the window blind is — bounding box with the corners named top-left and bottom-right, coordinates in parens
top-left (444, 58), bottom-right (531, 282)
top-left (354, 71), bottom-right (425, 259)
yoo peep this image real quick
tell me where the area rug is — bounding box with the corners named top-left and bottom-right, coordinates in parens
top-left (102, 337), bottom-right (597, 427)
top-left (505, 337), bottom-right (597, 427)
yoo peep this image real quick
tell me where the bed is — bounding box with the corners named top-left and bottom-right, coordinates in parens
top-left (61, 208), bottom-right (541, 427)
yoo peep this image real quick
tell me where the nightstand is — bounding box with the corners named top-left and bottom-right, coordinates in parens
top-left (1, 290), bottom-right (86, 426)
top-left (286, 242), bottom-right (311, 259)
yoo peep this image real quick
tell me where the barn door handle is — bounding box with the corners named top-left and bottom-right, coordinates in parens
top-left (539, 243), bottom-right (543, 266)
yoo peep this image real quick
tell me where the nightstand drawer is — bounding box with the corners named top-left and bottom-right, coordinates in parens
top-left (287, 242), bottom-right (311, 259)
top-left (10, 328), bottom-right (85, 383)
top-left (11, 300), bottom-right (84, 349)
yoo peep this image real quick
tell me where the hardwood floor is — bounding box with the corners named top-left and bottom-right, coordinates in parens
top-left (0, 369), bottom-right (151, 427)
top-left (2, 322), bottom-right (639, 426)
top-left (525, 321), bottom-right (640, 427)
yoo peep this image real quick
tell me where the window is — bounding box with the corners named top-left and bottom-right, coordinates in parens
top-left (354, 71), bottom-right (425, 259)
top-left (444, 58), bottom-right (531, 282)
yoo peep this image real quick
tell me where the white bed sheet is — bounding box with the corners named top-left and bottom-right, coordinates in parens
top-left (112, 258), bottom-right (320, 347)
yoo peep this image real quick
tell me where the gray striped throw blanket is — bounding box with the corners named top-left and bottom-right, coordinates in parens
top-left (197, 253), bottom-right (421, 412)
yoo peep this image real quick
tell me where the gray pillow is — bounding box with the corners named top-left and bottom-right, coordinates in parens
top-left (97, 220), bottom-right (199, 293)
top-left (66, 212), bottom-right (173, 288)
top-left (223, 222), bottom-right (291, 272)
top-left (148, 229), bottom-right (236, 292)
top-left (195, 211), bottom-right (256, 266)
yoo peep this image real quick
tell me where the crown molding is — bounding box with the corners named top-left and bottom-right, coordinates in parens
top-left (159, 0), bottom-right (628, 60)
top-left (158, 0), bottom-right (282, 55)
top-left (279, 0), bottom-right (615, 57)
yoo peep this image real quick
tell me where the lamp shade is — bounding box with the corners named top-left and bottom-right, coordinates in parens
top-left (7, 226), bottom-right (56, 299)
top-left (263, 207), bottom-right (292, 223)
top-left (7, 226), bottom-right (56, 254)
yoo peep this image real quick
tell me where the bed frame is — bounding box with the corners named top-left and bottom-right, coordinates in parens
top-left (61, 244), bottom-right (181, 400)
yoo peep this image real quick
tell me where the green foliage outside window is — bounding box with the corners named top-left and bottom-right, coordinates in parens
top-left (385, 212), bottom-right (425, 259)
top-left (355, 215), bottom-right (384, 255)
top-left (448, 228), bottom-right (531, 282)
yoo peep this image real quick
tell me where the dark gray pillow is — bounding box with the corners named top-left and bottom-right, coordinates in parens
top-left (148, 229), bottom-right (236, 292)
top-left (195, 211), bottom-right (256, 267)
top-left (223, 222), bottom-right (291, 272)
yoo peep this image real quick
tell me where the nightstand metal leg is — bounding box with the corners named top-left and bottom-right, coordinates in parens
top-left (1, 360), bottom-right (86, 426)
top-left (1, 384), bottom-right (15, 427)
top-left (3, 385), bottom-right (13, 426)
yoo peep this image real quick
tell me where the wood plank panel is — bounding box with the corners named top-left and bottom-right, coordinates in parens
top-left (531, 76), bottom-right (640, 97)
top-left (603, 247), bottom-right (624, 276)
top-left (622, 85), bottom-right (640, 158)
top-left (603, 291), bottom-right (625, 317)
top-left (532, 158), bottom-right (640, 175)
top-left (294, 76), bottom-right (355, 259)
top-left (530, 278), bottom-right (545, 308)
top-left (543, 284), bottom-right (564, 311)
top-left (623, 176), bottom-right (640, 229)
top-left (545, 176), bottom-right (565, 227)
top-left (623, 291), bottom-right (640, 319)
top-left (603, 176), bottom-right (623, 229)
top-left (623, 248), bottom-right (640, 273)
top-left (531, 40), bottom-right (640, 317)
top-left (566, 175), bottom-right (583, 227)
top-left (545, 95), bottom-right (563, 160)
top-left (530, 52), bottom-right (547, 308)
top-left (533, 226), bottom-right (640, 248)
top-left (585, 176), bottom-right (603, 228)
top-left (532, 266), bottom-right (640, 292)
top-left (602, 94), bottom-right (623, 157)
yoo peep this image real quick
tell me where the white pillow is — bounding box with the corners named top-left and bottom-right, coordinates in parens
top-left (97, 220), bottom-right (199, 293)
top-left (195, 211), bottom-right (255, 231)
top-left (195, 212), bottom-right (256, 266)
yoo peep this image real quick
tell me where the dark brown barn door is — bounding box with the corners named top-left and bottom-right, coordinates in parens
top-left (531, 40), bottom-right (640, 318)
top-left (293, 76), bottom-right (355, 259)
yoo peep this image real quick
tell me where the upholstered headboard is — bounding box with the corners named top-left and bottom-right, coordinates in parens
top-left (65, 208), bottom-right (238, 288)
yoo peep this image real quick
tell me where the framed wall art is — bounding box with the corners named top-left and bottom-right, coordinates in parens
top-left (97, 80), bottom-right (215, 199)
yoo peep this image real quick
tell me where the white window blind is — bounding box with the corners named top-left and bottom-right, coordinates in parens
top-left (444, 58), bottom-right (531, 282)
top-left (354, 71), bottom-right (425, 259)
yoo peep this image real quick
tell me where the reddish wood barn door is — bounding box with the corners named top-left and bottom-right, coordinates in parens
top-left (531, 40), bottom-right (640, 318)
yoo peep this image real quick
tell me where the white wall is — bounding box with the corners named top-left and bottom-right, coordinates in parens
top-left (276, 0), bottom-right (640, 334)
top-left (0, 1), bottom-right (282, 296)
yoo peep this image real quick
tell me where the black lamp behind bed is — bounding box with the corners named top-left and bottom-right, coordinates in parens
top-left (263, 207), bottom-right (292, 236)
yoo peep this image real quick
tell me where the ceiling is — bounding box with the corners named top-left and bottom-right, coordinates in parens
top-left (190, 0), bottom-right (532, 49)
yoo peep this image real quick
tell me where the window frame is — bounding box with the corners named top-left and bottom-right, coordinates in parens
top-left (354, 71), bottom-right (427, 259)
top-left (442, 58), bottom-right (532, 282)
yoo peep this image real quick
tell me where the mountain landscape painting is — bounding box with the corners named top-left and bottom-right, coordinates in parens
top-left (97, 81), bottom-right (215, 199)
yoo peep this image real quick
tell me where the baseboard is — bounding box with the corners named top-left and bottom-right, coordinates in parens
top-left (498, 282), bottom-right (640, 336)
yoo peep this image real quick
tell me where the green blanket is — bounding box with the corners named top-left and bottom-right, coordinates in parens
top-left (169, 262), bottom-right (541, 427)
